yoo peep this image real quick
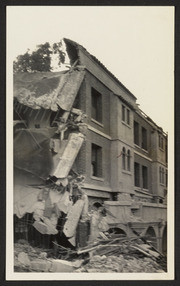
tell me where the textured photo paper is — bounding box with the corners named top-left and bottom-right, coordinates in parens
top-left (6, 6), bottom-right (174, 280)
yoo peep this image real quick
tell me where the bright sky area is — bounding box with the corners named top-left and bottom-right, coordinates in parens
top-left (7, 6), bottom-right (174, 133)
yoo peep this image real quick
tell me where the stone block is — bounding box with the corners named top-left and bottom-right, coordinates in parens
top-left (18, 252), bottom-right (30, 267)
top-left (30, 259), bottom-right (51, 272)
top-left (49, 259), bottom-right (74, 272)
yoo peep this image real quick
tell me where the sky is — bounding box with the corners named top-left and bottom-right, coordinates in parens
top-left (7, 6), bottom-right (174, 133)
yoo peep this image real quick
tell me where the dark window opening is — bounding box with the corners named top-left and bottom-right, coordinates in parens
top-left (161, 137), bottom-right (164, 149)
top-left (165, 142), bottom-right (168, 163)
top-left (162, 168), bottom-right (165, 184)
top-left (134, 162), bottom-right (140, 187)
top-left (146, 226), bottom-right (157, 249)
top-left (127, 109), bottom-right (130, 125)
top-left (35, 124), bottom-right (40, 128)
top-left (122, 105), bottom-right (125, 122)
top-left (166, 171), bottom-right (168, 187)
top-left (159, 167), bottom-right (162, 184)
top-left (108, 228), bottom-right (126, 237)
top-left (91, 144), bottom-right (102, 177)
top-left (142, 127), bottom-right (147, 150)
top-left (159, 166), bottom-right (165, 185)
top-left (142, 165), bottom-right (148, 189)
top-left (159, 135), bottom-right (164, 150)
top-left (122, 147), bottom-right (126, 170)
top-left (127, 150), bottom-right (131, 171)
top-left (50, 109), bottom-right (64, 127)
top-left (91, 88), bottom-right (102, 123)
top-left (134, 121), bottom-right (139, 145)
top-left (159, 135), bottom-right (161, 148)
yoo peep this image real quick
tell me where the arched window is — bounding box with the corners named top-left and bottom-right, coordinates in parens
top-left (127, 150), bottom-right (131, 171)
top-left (122, 147), bottom-right (126, 170)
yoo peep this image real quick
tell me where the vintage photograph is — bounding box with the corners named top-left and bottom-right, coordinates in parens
top-left (6, 6), bottom-right (174, 280)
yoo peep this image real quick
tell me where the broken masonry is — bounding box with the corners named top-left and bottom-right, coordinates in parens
top-left (14, 65), bottom-right (91, 249)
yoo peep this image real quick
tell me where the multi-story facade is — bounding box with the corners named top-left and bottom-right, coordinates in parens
top-left (64, 38), bottom-right (167, 252)
top-left (13, 38), bottom-right (167, 252)
top-left (64, 39), bottom-right (167, 203)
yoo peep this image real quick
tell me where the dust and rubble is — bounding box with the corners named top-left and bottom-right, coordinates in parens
top-left (14, 232), bottom-right (167, 273)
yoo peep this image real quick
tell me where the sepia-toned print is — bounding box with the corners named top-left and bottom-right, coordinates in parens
top-left (6, 6), bottom-right (174, 280)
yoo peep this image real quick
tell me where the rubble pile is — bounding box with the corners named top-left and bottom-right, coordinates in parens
top-left (75, 234), bottom-right (167, 273)
top-left (14, 236), bottom-right (166, 273)
top-left (78, 254), bottom-right (165, 273)
top-left (14, 240), bottom-right (51, 272)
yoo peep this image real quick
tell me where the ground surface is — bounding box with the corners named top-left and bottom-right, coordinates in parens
top-left (14, 240), bottom-right (166, 273)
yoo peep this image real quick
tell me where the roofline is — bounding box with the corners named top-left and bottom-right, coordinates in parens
top-left (114, 93), bottom-right (135, 111)
top-left (63, 38), bottom-right (137, 100)
top-left (135, 107), bottom-right (167, 136)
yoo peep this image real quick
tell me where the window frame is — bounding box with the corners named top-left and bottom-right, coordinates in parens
top-left (142, 165), bottom-right (148, 189)
top-left (134, 121), bottom-right (139, 146)
top-left (127, 109), bottom-right (130, 125)
top-left (127, 150), bottom-right (131, 171)
top-left (134, 162), bottom-right (140, 187)
top-left (91, 87), bottom-right (102, 123)
top-left (141, 127), bottom-right (147, 150)
top-left (122, 105), bottom-right (126, 122)
top-left (122, 147), bottom-right (126, 170)
top-left (91, 143), bottom-right (103, 178)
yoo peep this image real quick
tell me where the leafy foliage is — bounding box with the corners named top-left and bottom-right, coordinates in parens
top-left (13, 41), bottom-right (66, 73)
top-left (53, 41), bottom-right (66, 67)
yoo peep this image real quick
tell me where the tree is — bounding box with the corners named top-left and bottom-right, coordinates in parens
top-left (30, 42), bottom-right (52, 72)
top-left (13, 41), bottom-right (66, 73)
top-left (52, 41), bottom-right (66, 67)
top-left (13, 51), bottom-right (31, 73)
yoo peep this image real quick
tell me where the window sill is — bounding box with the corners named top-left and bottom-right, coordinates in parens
top-left (91, 176), bottom-right (104, 182)
top-left (134, 188), bottom-right (150, 195)
top-left (91, 118), bottom-right (104, 127)
top-left (134, 144), bottom-right (148, 153)
top-left (159, 147), bottom-right (164, 152)
top-left (122, 121), bottom-right (131, 129)
top-left (160, 183), bottom-right (166, 187)
top-left (122, 170), bottom-right (131, 175)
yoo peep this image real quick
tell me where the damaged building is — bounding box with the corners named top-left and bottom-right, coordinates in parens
top-left (13, 38), bottom-right (167, 254)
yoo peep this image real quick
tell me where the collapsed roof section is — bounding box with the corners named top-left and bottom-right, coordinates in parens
top-left (13, 67), bottom-right (85, 112)
top-left (63, 38), bottom-right (137, 101)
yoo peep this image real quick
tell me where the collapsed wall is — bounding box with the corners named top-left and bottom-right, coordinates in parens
top-left (13, 65), bottom-right (91, 248)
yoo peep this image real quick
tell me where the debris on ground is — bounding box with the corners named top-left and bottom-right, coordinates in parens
top-left (14, 235), bottom-right (167, 273)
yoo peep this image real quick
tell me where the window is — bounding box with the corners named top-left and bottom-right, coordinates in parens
top-left (142, 127), bottom-right (147, 150)
top-left (142, 166), bottom-right (148, 189)
top-left (122, 105), bottom-right (125, 122)
top-left (122, 105), bottom-right (130, 126)
top-left (134, 121), bottom-right (139, 145)
top-left (122, 147), bottom-right (126, 170)
top-left (159, 166), bottom-right (165, 185)
top-left (134, 163), bottom-right (140, 187)
top-left (162, 168), bottom-right (165, 184)
top-left (161, 138), bottom-right (164, 149)
top-left (91, 144), bottom-right (102, 177)
top-left (159, 135), bottom-right (164, 150)
top-left (127, 150), bottom-right (131, 171)
top-left (159, 167), bottom-right (162, 184)
top-left (91, 88), bottom-right (102, 123)
top-left (127, 109), bottom-right (130, 125)
top-left (165, 170), bottom-right (168, 187)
